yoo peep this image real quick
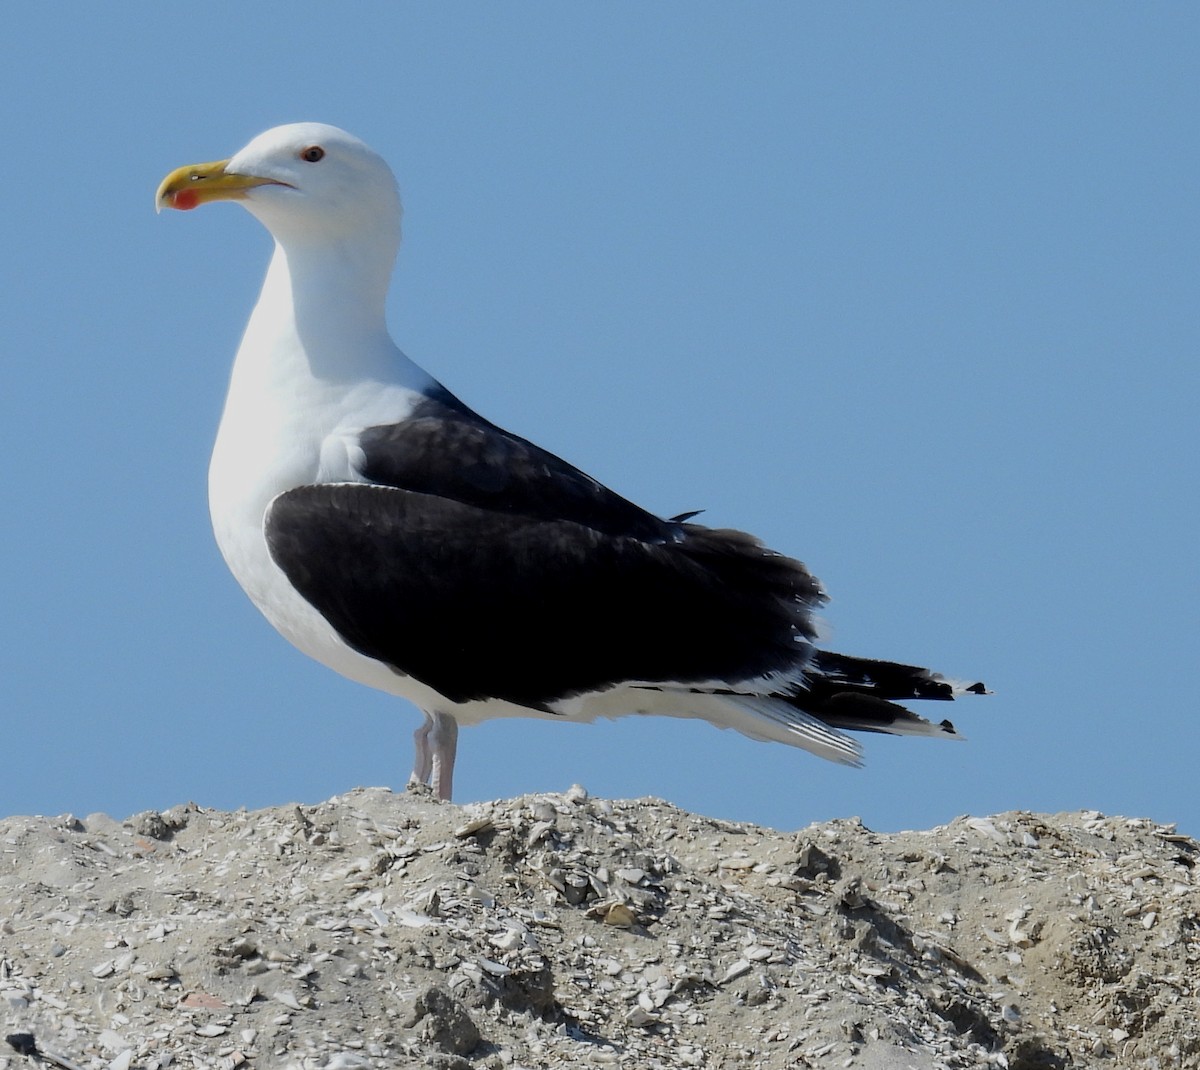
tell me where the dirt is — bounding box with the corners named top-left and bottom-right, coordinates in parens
top-left (1, 788), bottom-right (1197, 1069)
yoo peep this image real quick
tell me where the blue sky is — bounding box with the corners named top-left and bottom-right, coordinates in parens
top-left (2, 6), bottom-right (1196, 835)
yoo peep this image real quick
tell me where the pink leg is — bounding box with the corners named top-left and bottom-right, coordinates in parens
top-left (409, 712), bottom-right (434, 787)
top-left (428, 711), bottom-right (459, 801)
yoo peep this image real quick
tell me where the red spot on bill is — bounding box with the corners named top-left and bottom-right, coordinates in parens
top-left (171, 189), bottom-right (200, 211)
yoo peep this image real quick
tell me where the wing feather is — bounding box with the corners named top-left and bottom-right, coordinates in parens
top-left (355, 391), bottom-right (667, 540)
top-left (265, 483), bottom-right (824, 709)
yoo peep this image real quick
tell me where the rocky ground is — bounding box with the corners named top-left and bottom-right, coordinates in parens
top-left (1, 788), bottom-right (1197, 1070)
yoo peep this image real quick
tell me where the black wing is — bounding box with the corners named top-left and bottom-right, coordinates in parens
top-left (265, 483), bottom-right (825, 709)
top-left (356, 390), bottom-right (668, 541)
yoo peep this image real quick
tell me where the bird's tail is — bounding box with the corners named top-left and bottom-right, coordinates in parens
top-left (789, 650), bottom-right (988, 739)
top-left (636, 652), bottom-right (987, 767)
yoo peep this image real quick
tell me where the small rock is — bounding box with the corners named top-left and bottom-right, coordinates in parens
top-left (273, 989), bottom-right (304, 1011)
top-left (602, 903), bottom-right (637, 928)
top-left (402, 985), bottom-right (481, 1056)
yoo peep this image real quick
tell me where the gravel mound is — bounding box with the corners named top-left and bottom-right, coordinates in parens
top-left (1, 788), bottom-right (1197, 1069)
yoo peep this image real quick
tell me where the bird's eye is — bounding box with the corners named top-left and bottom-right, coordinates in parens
top-left (300, 146), bottom-right (325, 163)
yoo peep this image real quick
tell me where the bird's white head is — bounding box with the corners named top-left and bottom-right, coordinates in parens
top-left (156, 123), bottom-right (402, 251)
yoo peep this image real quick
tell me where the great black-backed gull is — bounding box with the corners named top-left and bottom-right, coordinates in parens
top-left (157, 123), bottom-right (986, 800)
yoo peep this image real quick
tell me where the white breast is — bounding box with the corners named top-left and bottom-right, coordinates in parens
top-left (206, 246), bottom-right (436, 700)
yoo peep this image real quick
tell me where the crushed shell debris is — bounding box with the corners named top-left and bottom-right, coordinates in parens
top-left (0, 789), bottom-right (1197, 1069)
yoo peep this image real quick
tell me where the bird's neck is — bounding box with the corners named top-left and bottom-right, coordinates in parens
top-left (243, 236), bottom-right (402, 384)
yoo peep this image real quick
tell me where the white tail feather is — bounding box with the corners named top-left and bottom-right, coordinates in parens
top-left (633, 691), bottom-right (864, 767)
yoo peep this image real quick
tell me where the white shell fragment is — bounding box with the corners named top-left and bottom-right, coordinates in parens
top-left (719, 958), bottom-right (753, 984)
top-left (453, 813), bottom-right (495, 839)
